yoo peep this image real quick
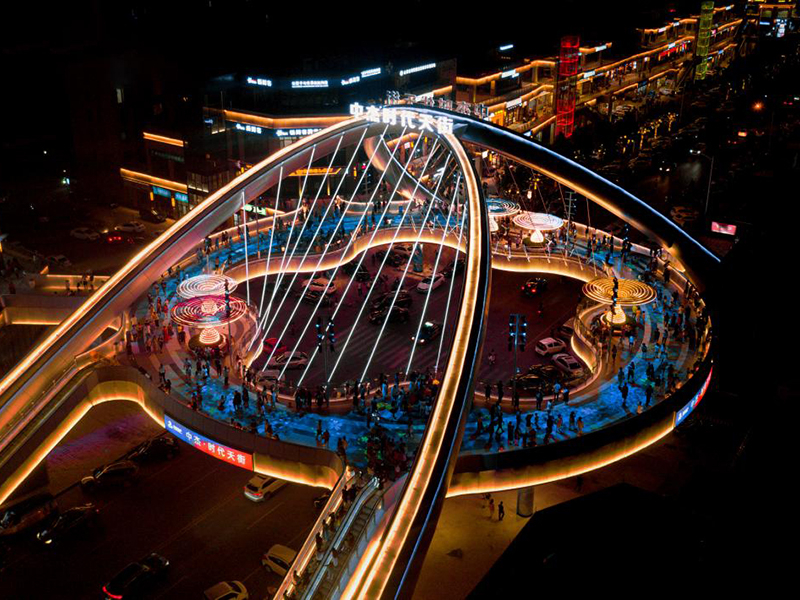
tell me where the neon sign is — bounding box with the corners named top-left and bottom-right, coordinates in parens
top-left (675, 368), bottom-right (712, 426)
top-left (501, 69), bottom-right (519, 79)
top-left (342, 76), bottom-right (360, 86)
top-left (361, 67), bottom-right (381, 78)
top-left (165, 415), bottom-right (254, 470)
top-left (349, 103), bottom-right (454, 135)
top-left (275, 128), bottom-right (322, 138)
top-left (499, 44), bottom-right (514, 51)
top-left (399, 63), bottom-right (436, 77)
top-left (247, 77), bottom-right (272, 87)
top-left (235, 123), bottom-right (263, 134)
top-left (291, 80), bottom-right (329, 89)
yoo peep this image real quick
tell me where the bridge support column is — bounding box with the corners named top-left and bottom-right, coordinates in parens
top-left (516, 485), bottom-right (535, 518)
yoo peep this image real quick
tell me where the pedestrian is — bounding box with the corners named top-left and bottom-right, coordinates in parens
top-left (488, 496), bottom-right (495, 520)
top-left (498, 501), bottom-right (505, 521)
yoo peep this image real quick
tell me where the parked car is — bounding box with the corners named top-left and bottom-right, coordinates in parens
top-left (263, 337), bottom-right (288, 355)
top-left (416, 273), bottom-right (445, 293)
top-left (262, 545), bottom-right (297, 576)
top-left (203, 581), bottom-right (248, 600)
top-left (115, 221), bottom-right (145, 233)
top-left (0, 493), bottom-right (58, 537)
top-left (267, 351), bottom-right (309, 370)
top-left (556, 320), bottom-right (575, 341)
top-left (127, 437), bottom-right (179, 463)
top-left (552, 353), bottom-right (585, 378)
top-left (513, 364), bottom-right (565, 394)
top-left (243, 475), bottom-right (287, 502)
top-left (46, 255), bottom-right (72, 268)
top-left (371, 290), bottom-right (412, 311)
top-left (103, 552), bottom-right (169, 599)
top-left (412, 321), bottom-right (441, 345)
top-left (301, 277), bottom-right (336, 294)
top-left (80, 460), bottom-right (139, 489)
top-left (301, 289), bottom-right (333, 307)
top-left (441, 258), bottom-right (465, 279)
top-left (36, 504), bottom-right (100, 546)
top-left (369, 305), bottom-right (410, 324)
top-left (534, 337), bottom-right (566, 356)
top-left (139, 209), bottom-right (166, 223)
top-left (521, 277), bottom-right (548, 298)
top-left (69, 227), bottom-right (100, 241)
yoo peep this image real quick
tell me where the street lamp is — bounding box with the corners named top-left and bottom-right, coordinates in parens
top-left (690, 149), bottom-right (715, 215)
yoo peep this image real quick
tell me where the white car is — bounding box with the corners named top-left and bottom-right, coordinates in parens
top-left (243, 475), bottom-right (287, 502)
top-left (534, 337), bottom-right (566, 356)
top-left (203, 581), bottom-right (248, 600)
top-left (262, 544), bottom-right (297, 576)
top-left (115, 221), bottom-right (145, 233)
top-left (267, 351), bottom-right (309, 370)
top-left (552, 353), bottom-right (584, 378)
top-left (69, 227), bottom-right (99, 241)
top-left (416, 272), bottom-right (445, 293)
top-left (301, 277), bottom-right (336, 294)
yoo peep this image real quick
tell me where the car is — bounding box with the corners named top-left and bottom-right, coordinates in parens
top-left (80, 460), bottom-right (139, 489)
top-left (203, 581), bottom-right (248, 600)
top-left (301, 289), bottom-right (334, 306)
top-left (0, 493), bottom-right (58, 537)
top-left (267, 351), bottom-right (309, 370)
top-left (513, 364), bottom-right (566, 393)
top-left (262, 544), bottom-right (297, 576)
top-left (657, 159), bottom-right (677, 174)
top-left (343, 262), bottom-right (371, 282)
top-left (369, 305), bottom-right (410, 324)
top-left (262, 337), bottom-right (288, 355)
top-left (243, 475), bottom-right (287, 502)
top-left (115, 221), bottom-right (145, 233)
top-left (46, 255), bottom-right (72, 268)
top-left (139, 209), bottom-right (166, 223)
top-left (36, 504), bottom-right (100, 546)
top-left (441, 258), bottom-right (465, 279)
top-left (556, 320), bottom-right (575, 341)
top-left (416, 272), bottom-right (445, 293)
top-left (127, 437), bottom-right (179, 463)
top-left (103, 552), bottom-right (169, 599)
top-left (552, 353), bottom-right (585, 378)
top-left (412, 321), bottom-right (441, 345)
top-left (371, 290), bottom-right (412, 311)
top-left (534, 337), bottom-right (566, 356)
top-left (521, 277), bottom-right (548, 298)
top-left (69, 227), bottom-right (100, 241)
top-left (301, 277), bottom-right (336, 295)
top-left (105, 233), bottom-right (131, 244)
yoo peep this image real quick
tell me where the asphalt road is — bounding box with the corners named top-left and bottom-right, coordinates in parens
top-left (1, 439), bottom-right (322, 600)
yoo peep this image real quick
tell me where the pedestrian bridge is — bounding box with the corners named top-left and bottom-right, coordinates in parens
top-left (0, 106), bottom-right (717, 599)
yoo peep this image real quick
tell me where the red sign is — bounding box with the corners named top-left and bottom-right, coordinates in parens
top-left (711, 221), bottom-right (737, 236)
top-left (165, 415), bottom-right (254, 470)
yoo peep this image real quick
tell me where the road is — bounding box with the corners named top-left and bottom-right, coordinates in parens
top-left (1, 437), bottom-right (322, 599)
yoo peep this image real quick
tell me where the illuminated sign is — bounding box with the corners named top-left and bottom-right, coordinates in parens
top-left (175, 192), bottom-right (188, 203)
top-left (501, 69), bottom-right (519, 79)
top-left (675, 368), bottom-right (712, 426)
top-left (246, 76), bottom-right (272, 87)
top-left (244, 204), bottom-right (268, 216)
top-left (291, 80), bottom-right (329, 88)
top-left (505, 97), bottom-right (522, 109)
top-left (349, 103), bottom-right (454, 135)
top-left (289, 167), bottom-right (342, 177)
top-left (668, 42), bottom-right (676, 49)
top-left (152, 186), bottom-right (171, 199)
top-left (361, 67), bottom-right (381, 78)
top-left (583, 70), bottom-right (596, 79)
top-left (711, 221), bottom-right (737, 236)
top-left (342, 76), bottom-right (360, 86)
top-left (165, 415), bottom-right (254, 470)
top-left (275, 128), bottom-right (322, 138)
top-left (594, 44), bottom-right (608, 52)
top-left (499, 44), bottom-right (514, 51)
top-left (235, 123), bottom-right (263, 135)
top-left (399, 63), bottom-right (436, 77)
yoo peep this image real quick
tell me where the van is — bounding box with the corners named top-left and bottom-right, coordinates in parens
top-left (535, 337), bottom-right (566, 356)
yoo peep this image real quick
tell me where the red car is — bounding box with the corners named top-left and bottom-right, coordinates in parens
top-left (263, 337), bottom-right (288, 355)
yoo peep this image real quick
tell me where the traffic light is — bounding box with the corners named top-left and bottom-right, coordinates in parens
top-left (508, 315), bottom-right (516, 352)
top-left (328, 320), bottom-right (336, 352)
top-left (519, 315), bottom-right (527, 352)
top-left (316, 316), bottom-right (323, 349)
